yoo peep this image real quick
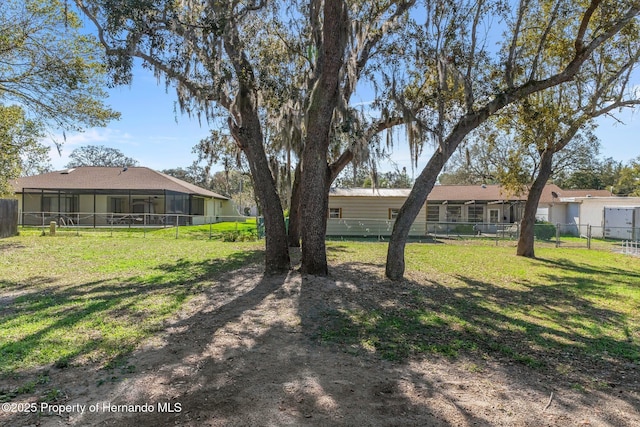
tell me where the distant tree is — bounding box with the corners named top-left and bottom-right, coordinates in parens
top-left (19, 145), bottom-right (53, 178)
top-left (437, 143), bottom-right (503, 185)
top-left (614, 157), bottom-right (640, 195)
top-left (554, 157), bottom-right (622, 190)
top-left (373, 167), bottom-right (413, 188)
top-left (162, 163), bottom-right (209, 188)
top-left (65, 145), bottom-right (139, 168)
top-left (333, 162), bottom-right (413, 189)
top-left (210, 170), bottom-right (255, 215)
top-left (333, 163), bottom-right (374, 188)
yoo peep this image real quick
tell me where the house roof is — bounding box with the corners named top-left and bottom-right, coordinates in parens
top-left (12, 167), bottom-right (228, 199)
top-left (330, 184), bottom-right (613, 204)
top-left (557, 189), bottom-right (613, 199)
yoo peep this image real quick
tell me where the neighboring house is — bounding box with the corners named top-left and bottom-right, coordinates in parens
top-left (327, 185), bottom-right (614, 237)
top-left (556, 195), bottom-right (640, 238)
top-left (12, 167), bottom-right (237, 226)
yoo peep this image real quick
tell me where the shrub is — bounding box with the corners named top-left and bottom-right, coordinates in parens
top-left (534, 221), bottom-right (556, 240)
top-left (452, 224), bottom-right (475, 235)
top-left (220, 230), bottom-right (258, 242)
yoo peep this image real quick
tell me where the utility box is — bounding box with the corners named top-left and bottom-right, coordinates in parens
top-left (603, 207), bottom-right (640, 240)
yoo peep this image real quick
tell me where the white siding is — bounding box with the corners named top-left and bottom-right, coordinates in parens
top-left (327, 195), bottom-right (427, 236)
top-left (577, 198), bottom-right (640, 227)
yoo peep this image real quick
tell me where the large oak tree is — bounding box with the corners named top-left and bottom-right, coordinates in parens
top-left (385, 0), bottom-right (640, 279)
top-left (75, 0), bottom-right (415, 275)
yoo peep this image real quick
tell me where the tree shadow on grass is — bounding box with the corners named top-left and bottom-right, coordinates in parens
top-left (535, 256), bottom-right (640, 282)
top-left (1, 258), bottom-right (452, 426)
top-left (303, 261), bottom-right (639, 425)
top-left (0, 241), bottom-right (26, 252)
top-left (2, 251), bottom-right (639, 426)
top-left (0, 250), bottom-right (264, 376)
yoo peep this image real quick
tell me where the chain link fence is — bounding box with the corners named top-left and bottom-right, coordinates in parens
top-left (17, 212), bottom-right (639, 255)
top-left (19, 212), bottom-right (262, 240)
top-left (327, 218), bottom-right (637, 252)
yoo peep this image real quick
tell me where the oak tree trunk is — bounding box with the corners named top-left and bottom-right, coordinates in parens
top-left (287, 162), bottom-right (302, 247)
top-left (299, 0), bottom-right (346, 275)
top-left (236, 123), bottom-right (291, 274)
top-left (223, 24), bottom-right (291, 275)
top-left (386, 150), bottom-right (447, 280)
top-left (516, 148), bottom-right (555, 258)
top-left (300, 160), bottom-right (331, 275)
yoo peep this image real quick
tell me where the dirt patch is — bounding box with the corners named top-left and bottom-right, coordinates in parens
top-left (2, 258), bottom-right (639, 426)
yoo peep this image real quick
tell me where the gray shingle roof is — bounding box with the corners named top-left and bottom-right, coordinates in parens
top-left (12, 167), bottom-right (228, 199)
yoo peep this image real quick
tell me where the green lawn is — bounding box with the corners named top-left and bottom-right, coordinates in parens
top-left (0, 233), bottom-right (263, 374)
top-left (19, 219), bottom-right (259, 241)
top-left (321, 240), bottom-right (640, 370)
top-left (1, 232), bottom-right (638, 385)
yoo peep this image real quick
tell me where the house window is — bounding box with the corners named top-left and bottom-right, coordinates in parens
top-left (191, 197), bottom-right (205, 215)
top-left (389, 208), bottom-right (400, 220)
top-left (43, 194), bottom-right (78, 213)
top-left (489, 209), bottom-right (500, 223)
top-left (427, 205), bottom-right (440, 222)
top-left (132, 198), bottom-right (146, 214)
top-left (446, 205), bottom-right (462, 222)
top-left (167, 193), bottom-right (189, 213)
top-left (468, 206), bottom-right (484, 222)
top-left (109, 197), bottom-right (125, 213)
top-left (328, 208), bottom-right (342, 219)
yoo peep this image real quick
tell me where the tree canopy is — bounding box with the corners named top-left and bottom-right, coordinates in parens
top-left (0, 0), bottom-right (119, 131)
top-left (65, 145), bottom-right (139, 168)
top-left (385, 0), bottom-right (640, 278)
top-left (0, 0), bottom-right (119, 193)
top-left (0, 105), bottom-right (49, 195)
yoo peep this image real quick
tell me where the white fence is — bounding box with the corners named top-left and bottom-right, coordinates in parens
top-left (621, 240), bottom-right (640, 256)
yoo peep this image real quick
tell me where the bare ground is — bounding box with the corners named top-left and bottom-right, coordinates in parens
top-left (2, 253), bottom-right (639, 426)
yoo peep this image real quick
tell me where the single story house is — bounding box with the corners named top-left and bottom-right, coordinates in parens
top-left (327, 184), bottom-right (613, 237)
top-left (11, 166), bottom-right (237, 227)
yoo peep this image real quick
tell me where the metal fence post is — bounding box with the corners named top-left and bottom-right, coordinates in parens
top-left (555, 223), bottom-right (560, 248)
top-left (587, 224), bottom-right (592, 250)
top-left (175, 215), bottom-right (179, 239)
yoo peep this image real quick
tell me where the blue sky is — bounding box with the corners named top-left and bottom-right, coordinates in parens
top-left (45, 64), bottom-right (640, 176)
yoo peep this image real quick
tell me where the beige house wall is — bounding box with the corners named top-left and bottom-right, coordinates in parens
top-left (79, 194), bottom-right (96, 214)
top-left (328, 195), bottom-right (426, 220)
top-left (327, 195), bottom-right (427, 236)
top-left (218, 199), bottom-right (238, 217)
